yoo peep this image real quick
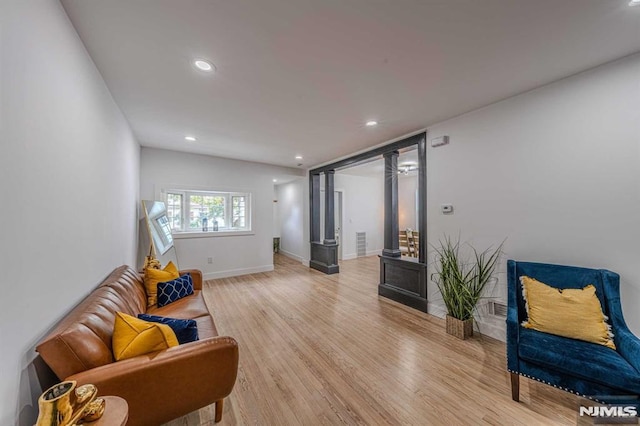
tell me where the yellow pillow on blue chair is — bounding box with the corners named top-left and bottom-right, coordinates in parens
top-left (112, 312), bottom-right (179, 361)
top-left (144, 261), bottom-right (179, 307)
top-left (520, 276), bottom-right (615, 349)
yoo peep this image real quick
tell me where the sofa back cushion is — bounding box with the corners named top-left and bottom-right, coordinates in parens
top-left (36, 265), bottom-right (147, 379)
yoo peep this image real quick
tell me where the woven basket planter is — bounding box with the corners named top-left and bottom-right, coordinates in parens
top-left (446, 315), bottom-right (473, 339)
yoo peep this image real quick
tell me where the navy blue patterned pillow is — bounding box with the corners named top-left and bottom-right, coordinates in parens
top-left (137, 314), bottom-right (199, 344)
top-left (157, 273), bottom-right (194, 307)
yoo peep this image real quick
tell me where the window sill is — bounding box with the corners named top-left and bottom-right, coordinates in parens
top-left (172, 230), bottom-right (254, 239)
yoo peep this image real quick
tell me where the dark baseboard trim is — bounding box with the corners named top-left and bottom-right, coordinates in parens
top-left (378, 284), bottom-right (428, 312)
top-left (310, 260), bottom-right (340, 275)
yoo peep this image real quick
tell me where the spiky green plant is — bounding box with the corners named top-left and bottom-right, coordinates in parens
top-left (431, 236), bottom-right (504, 321)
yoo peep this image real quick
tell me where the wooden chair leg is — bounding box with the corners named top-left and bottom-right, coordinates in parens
top-left (214, 399), bottom-right (224, 423)
top-left (510, 372), bottom-right (520, 402)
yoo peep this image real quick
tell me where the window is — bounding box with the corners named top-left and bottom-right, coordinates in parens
top-left (166, 193), bottom-right (183, 230)
top-left (232, 195), bottom-right (246, 228)
top-left (164, 190), bottom-right (251, 233)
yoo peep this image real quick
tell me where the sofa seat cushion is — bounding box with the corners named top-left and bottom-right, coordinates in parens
top-left (519, 327), bottom-right (640, 394)
top-left (147, 290), bottom-right (210, 319)
top-left (193, 315), bottom-right (219, 339)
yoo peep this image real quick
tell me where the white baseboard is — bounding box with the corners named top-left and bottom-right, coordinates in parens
top-left (203, 264), bottom-right (274, 280)
top-left (474, 300), bottom-right (507, 342)
top-left (427, 302), bottom-right (447, 318)
top-left (342, 249), bottom-right (382, 260)
top-left (279, 249), bottom-right (303, 262)
top-left (279, 249), bottom-right (309, 266)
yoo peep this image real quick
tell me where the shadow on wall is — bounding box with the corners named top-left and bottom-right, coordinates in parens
top-left (621, 280), bottom-right (640, 336)
top-left (17, 353), bottom-right (58, 426)
top-left (14, 268), bottom-right (116, 425)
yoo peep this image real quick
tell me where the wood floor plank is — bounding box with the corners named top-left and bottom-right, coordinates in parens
top-left (164, 254), bottom-right (581, 425)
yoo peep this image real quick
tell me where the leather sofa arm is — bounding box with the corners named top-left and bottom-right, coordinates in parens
top-left (66, 336), bottom-right (238, 426)
top-left (180, 269), bottom-right (203, 290)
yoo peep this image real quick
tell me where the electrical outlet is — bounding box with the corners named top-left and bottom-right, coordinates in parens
top-left (207, 257), bottom-right (213, 264)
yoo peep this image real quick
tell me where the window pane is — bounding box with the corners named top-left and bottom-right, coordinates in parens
top-left (189, 194), bottom-right (225, 230)
top-left (166, 193), bottom-right (182, 230)
top-left (156, 215), bottom-right (172, 245)
top-left (232, 196), bottom-right (246, 228)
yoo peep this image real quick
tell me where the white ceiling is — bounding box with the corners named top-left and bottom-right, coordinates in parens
top-left (61, 0), bottom-right (640, 169)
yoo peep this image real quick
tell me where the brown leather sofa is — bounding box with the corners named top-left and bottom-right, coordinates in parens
top-left (36, 265), bottom-right (239, 426)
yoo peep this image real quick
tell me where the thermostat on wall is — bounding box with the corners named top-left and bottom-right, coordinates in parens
top-left (431, 136), bottom-right (449, 147)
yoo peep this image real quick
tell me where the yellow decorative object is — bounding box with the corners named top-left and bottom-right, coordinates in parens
top-left (112, 312), bottom-right (178, 361)
top-left (81, 398), bottom-right (106, 422)
top-left (35, 380), bottom-right (105, 426)
top-left (520, 276), bottom-right (616, 349)
top-left (143, 255), bottom-right (161, 270)
top-left (144, 261), bottom-right (179, 306)
top-left (143, 242), bottom-right (161, 270)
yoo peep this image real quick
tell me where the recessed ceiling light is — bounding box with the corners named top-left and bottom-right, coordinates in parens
top-left (630, 0), bottom-right (640, 5)
top-left (185, 136), bottom-right (196, 141)
top-left (295, 155), bottom-right (303, 160)
top-left (194, 59), bottom-right (215, 72)
top-left (366, 120), bottom-right (378, 127)
top-left (273, 179), bottom-right (278, 183)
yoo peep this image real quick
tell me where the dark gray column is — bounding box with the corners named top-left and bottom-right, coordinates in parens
top-left (417, 136), bottom-right (427, 263)
top-left (323, 170), bottom-right (336, 245)
top-left (382, 151), bottom-right (401, 257)
top-left (310, 173), bottom-right (321, 242)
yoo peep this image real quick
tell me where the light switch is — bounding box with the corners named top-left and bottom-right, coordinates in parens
top-left (441, 204), bottom-right (453, 214)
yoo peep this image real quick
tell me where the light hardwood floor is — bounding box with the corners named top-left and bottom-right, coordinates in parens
top-left (165, 254), bottom-right (584, 425)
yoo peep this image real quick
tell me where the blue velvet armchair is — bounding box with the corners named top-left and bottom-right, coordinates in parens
top-left (507, 260), bottom-right (640, 405)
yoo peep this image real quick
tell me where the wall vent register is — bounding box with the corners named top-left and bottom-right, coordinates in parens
top-left (356, 232), bottom-right (367, 257)
top-left (489, 301), bottom-right (508, 317)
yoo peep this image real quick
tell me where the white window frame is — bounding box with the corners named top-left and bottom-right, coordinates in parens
top-left (163, 189), bottom-right (252, 237)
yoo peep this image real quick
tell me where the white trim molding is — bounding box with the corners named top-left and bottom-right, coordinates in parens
top-left (279, 249), bottom-right (304, 262)
top-left (203, 264), bottom-right (273, 280)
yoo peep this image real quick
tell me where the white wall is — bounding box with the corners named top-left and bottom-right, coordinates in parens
top-left (398, 174), bottom-right (418, 231)
top-left (333, 174), bottom-right (384, 260)
top-left (140, 148), bottom-right (303, 279)
top-left (278, 173), bottom-right (384, 262)
top-left (276, 179), bottom-right (306, 262)
top-left (272, 187), bottom-right (280, 238)
top-left (0, 1), bottom-right (140, 424)
top-left (426, 53), bottom-right (640, 336)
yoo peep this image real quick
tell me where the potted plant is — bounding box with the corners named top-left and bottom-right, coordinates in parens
top-left (431, 236), bottom-right (504, 339)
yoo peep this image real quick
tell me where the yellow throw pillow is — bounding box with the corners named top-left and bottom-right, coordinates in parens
top-left (144, 261), bottom-right (179, 307)
top-left (112, 312), bottom-right (179, 361)
top-left (520, 276), bottom-right (615, 349)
